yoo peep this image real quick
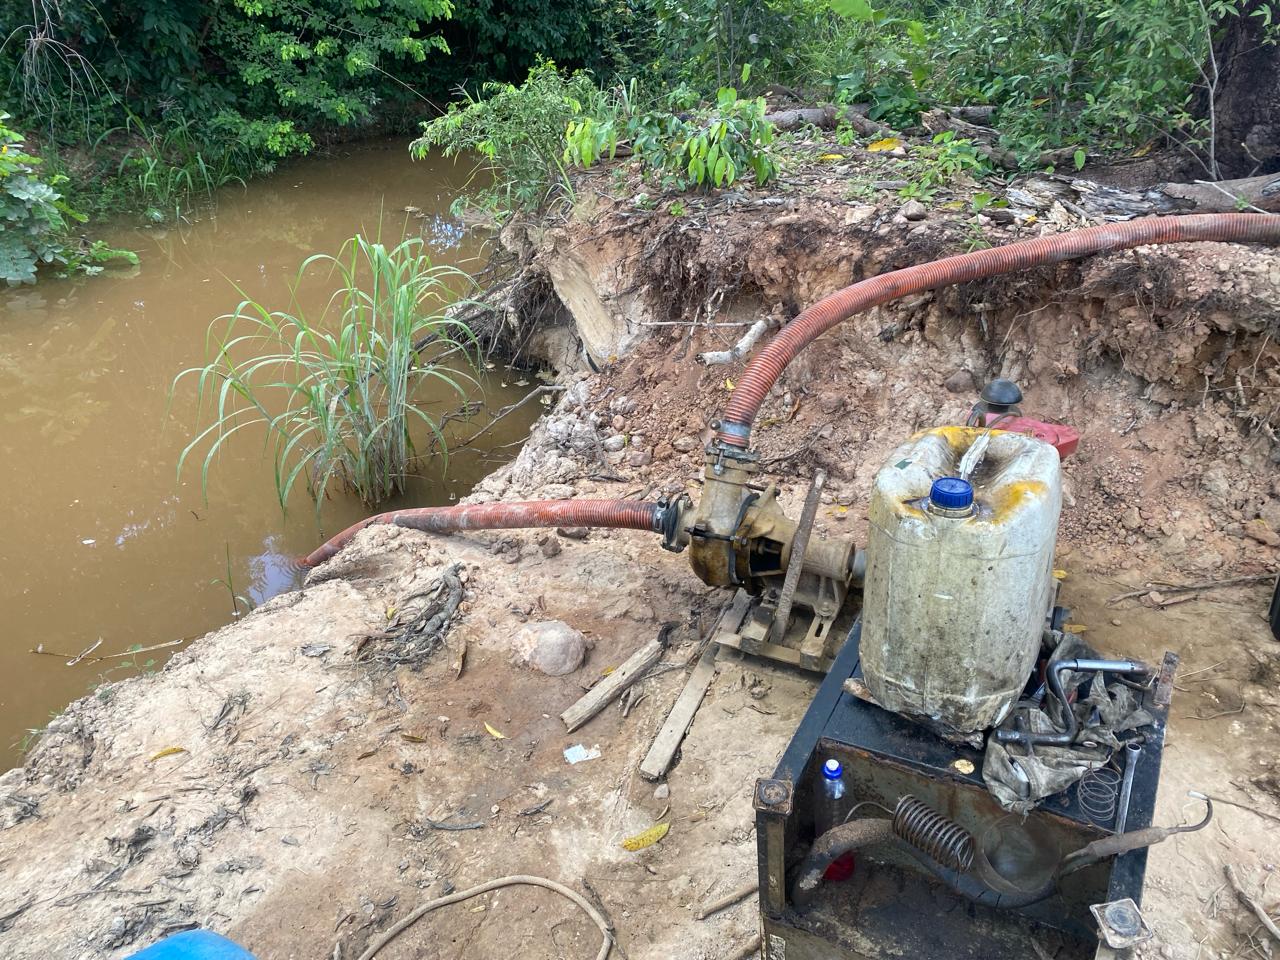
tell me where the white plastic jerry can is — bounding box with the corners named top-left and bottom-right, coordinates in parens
top-left (860, 426), bottom-right (1063, 739)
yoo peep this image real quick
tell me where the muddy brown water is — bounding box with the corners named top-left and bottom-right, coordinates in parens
top-left (0, 142), bottom-right (538, 769)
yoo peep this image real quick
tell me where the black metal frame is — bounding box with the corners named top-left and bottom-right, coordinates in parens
top-left (756, 619), bottom-right (1173, 960)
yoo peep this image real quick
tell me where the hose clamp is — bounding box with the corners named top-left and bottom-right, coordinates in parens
top-left (656, 494), bottom-right (691, 553)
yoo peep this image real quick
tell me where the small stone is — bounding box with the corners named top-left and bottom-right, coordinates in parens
top-left (1110, 619), bottom-right (1122, 627)
top-left (557, 527), bottom-right (589, 540)
top-left (1259, 499), bottom-right (1280, 531)
top-left (672, 436), bottom-right (699, 454)
top-left (611, 414), bottom-right (625, 431)
top-left (627, 449), bottom-right (653, 468)
top-left (901, 199), bottom-right (927, 221)
top-left (540, 536), bottom-right (562, 558)
top-left (653, 784), bottom-right (670, 800)
top-left (1120, 507), bottom-right (1143, 532)
top-left (943, 369), bottom-right (975, 394)
top-left (1244, 520), bottom-right (1280, 546)
top-left (602, 435), bottom-right (627, 452)
top-left (513, 621), bottom-right (588, 676)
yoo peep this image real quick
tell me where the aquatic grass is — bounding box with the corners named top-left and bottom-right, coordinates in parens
top-left (176, 234), bottom-right (480, 513)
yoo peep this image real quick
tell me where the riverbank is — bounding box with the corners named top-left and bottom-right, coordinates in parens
top-left (2, 135), bottom-right (1279, 959)
top-left (0, 141), bottom-right (540, 770)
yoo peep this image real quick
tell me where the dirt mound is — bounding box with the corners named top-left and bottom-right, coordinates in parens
top-left (2, 147), bottom-right (1278, 959)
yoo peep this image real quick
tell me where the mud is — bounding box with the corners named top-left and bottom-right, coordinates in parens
top-left (2, 135), bottom-right (1279, 960)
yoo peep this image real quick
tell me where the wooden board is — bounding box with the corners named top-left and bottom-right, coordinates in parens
top-left (561, 634), bottom-right (666, 733)
top-left (639, 641), bottom-right (719, 781)
top-left (636, 594), bottom-right (747, 781)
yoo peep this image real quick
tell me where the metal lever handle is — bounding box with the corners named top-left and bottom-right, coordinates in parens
top-left (770, 469), bottom-right (826, 645)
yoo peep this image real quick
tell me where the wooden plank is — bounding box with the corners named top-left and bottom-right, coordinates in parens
top-left (561, 628), bottom-right (669, 733)
top-left (640, 642), bottom-right (719, 781)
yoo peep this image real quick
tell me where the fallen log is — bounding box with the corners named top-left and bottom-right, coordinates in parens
top-left (1007, 172), bottom-right (1280, 219)
top-left (921, 108), bottom-right (1077, 170)
top-left (764, 104), bottom-right (894, 138)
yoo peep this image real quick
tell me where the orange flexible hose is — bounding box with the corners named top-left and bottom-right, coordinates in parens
top-left (302, 499), bottom-right (662, 567)
top-left (716, 213), bottom-right (1280, 447)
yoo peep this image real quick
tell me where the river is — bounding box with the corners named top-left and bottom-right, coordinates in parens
top-left (0, 141), bottom-right (538, 769)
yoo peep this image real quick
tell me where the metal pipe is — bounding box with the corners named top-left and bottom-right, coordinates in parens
top-left (994, 658), bottom-right (1149, 748)
top-left (715, 214), bottom-right (1280, 449)
top-left (302, 499), bottom-right (666, 568)
top-left (1114, 740), bottom-right (1143, 833)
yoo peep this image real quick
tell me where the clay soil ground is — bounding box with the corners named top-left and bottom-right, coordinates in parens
top-left (2, 136), bottom-right (1279, 960)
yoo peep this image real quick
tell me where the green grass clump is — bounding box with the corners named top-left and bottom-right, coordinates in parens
top-left (177, 234), bottom-right (479, 512)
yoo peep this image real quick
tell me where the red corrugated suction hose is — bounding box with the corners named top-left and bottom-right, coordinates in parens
top-left (716, 213), bottom-right (1280, 447)
top-left (302, 499), bottom-right (662, 567)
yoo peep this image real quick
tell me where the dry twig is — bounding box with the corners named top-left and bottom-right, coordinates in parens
top-left (1225, 865), bottom-right (1280, 945)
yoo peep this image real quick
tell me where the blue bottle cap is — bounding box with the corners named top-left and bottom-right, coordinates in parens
top-left (822, 758), bottom-right (842, 780)
top-left (930, 477), bottom-right (974, 511)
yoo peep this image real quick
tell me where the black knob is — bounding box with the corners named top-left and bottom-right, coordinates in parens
top-left (980, 378), bottom-right (1023, 411)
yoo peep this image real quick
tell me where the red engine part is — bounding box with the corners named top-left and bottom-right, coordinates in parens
top-left (980, 414), bottom-right (1080, 460)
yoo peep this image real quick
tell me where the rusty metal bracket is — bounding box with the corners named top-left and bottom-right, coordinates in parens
top-left (1153, 650), bottom-right (1179, 708)
top-left (754, 778), bottom-right (794, 817)
top-left (770, 469), bottom-right (826, 645)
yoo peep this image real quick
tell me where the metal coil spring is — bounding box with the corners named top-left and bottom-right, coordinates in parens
top-left (892, 795), bottom-right (975, 872)
top-left (1077, 766), bottom-right (1122, 827)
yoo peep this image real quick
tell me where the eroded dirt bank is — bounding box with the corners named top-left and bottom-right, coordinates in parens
top-left (2, 151), bottom-right (1279, 960)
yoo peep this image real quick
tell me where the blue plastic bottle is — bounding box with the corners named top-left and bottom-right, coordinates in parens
top-left (126, 931), bottom-right (257, 960)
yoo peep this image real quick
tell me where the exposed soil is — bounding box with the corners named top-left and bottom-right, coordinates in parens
top-left (2, 135), bottom-right (1279, 960)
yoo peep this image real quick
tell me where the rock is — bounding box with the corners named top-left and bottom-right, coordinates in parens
top-left (1120, 507), bottom-right (1143, 532)
top-left (540, 484), bottom-right (576, 500)
top-left (672, 435), bottom-right (700, 454)
top-left (901, 200), bottom-right (927, 221)
top-left (513, 621), bottom-right (588, 676)
top-left (630, 433), bottom-right (646, 447)
top-left (602, 435), bottom-right (627, 452)
top-left (817, 392), bottom-right (843, 414)
top-left (557, 526), bottom-right (590, 540)
top-left (943, 369), bottom-right (975, 394)
top-left (1201, 462), bottom-right (1231, 502)
top-left (540, 536), bottom-right (562, 558)
top-left (1258, 498), bottom-right (1280, 531)
top-left (653, 783), bottom-right (670, 800)
top-left (1245, 520), bottom-right (1280, 546)
top-left (610, 396), bottom-right (639, 415)
top-left (627, 449), bottom-right (653, 468)
top-left (611, 414), bottom-right (625, 431)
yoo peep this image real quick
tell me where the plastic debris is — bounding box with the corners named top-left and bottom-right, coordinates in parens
top-left (563, 744), bottom-right (601, 764)
top-left (484, 722), bottom-right (507, 740)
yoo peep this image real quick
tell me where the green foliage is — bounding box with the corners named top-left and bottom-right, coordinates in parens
top-left (5, 0), bottom-right (453, 143)
top-left (911, 0), bottom-right (1220, 158)
top-left (442, 0), bottom-right (618, 84)
top-left (897, 132), bottom-right (990, 201)
top-left (634, 0), bottom-right (1258, 165)
top-left (567, 83), bottom-right (777, 189)
top-left (176, 235), bottom-right (479, 512)
top-left (645, 0), bottom-right (818, 89)
top-left (411, 60), bottom-right (600, 214)
top-left (0, 113), bottom-right (134, 285)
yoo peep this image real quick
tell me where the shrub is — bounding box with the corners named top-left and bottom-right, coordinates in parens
top-left (0, 113), bottom-right (134, 285)
top-left (176, 235), bottom-right (479, 511)
top-left (566, 82), bottom-right (778, 188)
top-left (411, 60), bottom-right (602, 214)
